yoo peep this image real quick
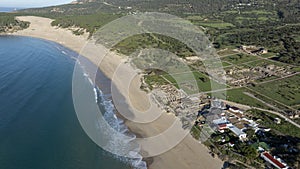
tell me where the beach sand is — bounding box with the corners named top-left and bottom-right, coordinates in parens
top-left (13, 16), bottom-right (224, 169)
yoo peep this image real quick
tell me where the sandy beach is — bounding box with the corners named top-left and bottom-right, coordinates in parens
top-left (12, 16), bottom-right (223, 169)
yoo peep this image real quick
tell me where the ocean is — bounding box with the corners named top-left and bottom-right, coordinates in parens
top-left (0, 36), bottom-right (142, 169)
top-left (0, 7), bottom-right (21, 12)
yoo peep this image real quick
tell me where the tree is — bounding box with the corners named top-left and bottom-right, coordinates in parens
top-left (277, 10), bottom-right (285, 19)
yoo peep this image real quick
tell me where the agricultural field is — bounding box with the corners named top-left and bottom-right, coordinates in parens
top-left (217, 87), bottom-right (269, 109)
top-left (250, 74), bottom-right (300, 106)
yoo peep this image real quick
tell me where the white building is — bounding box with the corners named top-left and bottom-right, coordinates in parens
top-left (229, 106), bottom-right (244, 114)
top-left (213, 117), bottom-right (229, 125)
top-left (228, 126), bottom-right (247, 141)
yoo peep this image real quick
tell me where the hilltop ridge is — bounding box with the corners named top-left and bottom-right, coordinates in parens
top-left (19, 0), bottom-right (300, 21)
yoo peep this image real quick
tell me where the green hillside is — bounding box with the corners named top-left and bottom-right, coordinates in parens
top-left (1, 0), bottom-right (300, 65)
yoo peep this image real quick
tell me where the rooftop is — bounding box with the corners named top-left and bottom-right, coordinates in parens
top-left (213, 117), bottom-right (229, 125)
top-left (230, 106), bottom-right (239, 110)
top-left (261, 152), bottom-right (286, 168)
top-left (229, 126), bottom-right (246, 136)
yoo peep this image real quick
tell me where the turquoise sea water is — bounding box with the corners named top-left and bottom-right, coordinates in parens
top-left (0, 36), bottom-right (132, 169)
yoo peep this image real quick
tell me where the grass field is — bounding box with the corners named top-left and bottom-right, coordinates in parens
top-left (250, 74), bottom-right (300, 106)
top-left (186, 15), bottom-right (204, 21)
top-left (217, 49), bottom-right (239, 56)
top-left (243, 58), bottom-right (287, 67)
top-left (163, 71), bottom-right (227, 93)
top-left (222, 53), bottom-right (260, 65)
top-left (221, 61), bottom-right (232, 67)
top-left (260, 52), bottom-right (276, 58)
top-left (144, 73), bottom-right (169, 90)
top-left (212, 87), bottom-right (269, 109)
top-left (190, 125), bottom-right (201, 140)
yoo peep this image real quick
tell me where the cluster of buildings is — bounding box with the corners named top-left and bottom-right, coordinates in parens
top-left (196, 100), bottom-right (247, 139)
top-left (198, 99), bottom-right (287, 138)
top-left (148, 78), bottom-right (295, 168)
top-left (202, 101), bottom-right (250, 141)
top-left (196, 99), bottom-right (295, 169)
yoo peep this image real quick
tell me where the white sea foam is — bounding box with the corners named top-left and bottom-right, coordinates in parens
top-left (99, 88), bottom-right (147, 169)
top-left (93, 87), bottom-right (98, 103)
top-left (88, 77), bottom-right (93, 86)
top-left (57, 46), bottom-right (77, 60)
top-left (77, 61), bottom-right (147, 169)
top-left (61, 51), bottom-right (67, 55)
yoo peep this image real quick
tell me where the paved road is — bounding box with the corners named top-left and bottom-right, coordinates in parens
top-left (224, 99), bottom-right (300, 129)
top-left (252, 107), bottom-right (300, 129)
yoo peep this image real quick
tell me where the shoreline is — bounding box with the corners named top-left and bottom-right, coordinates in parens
top-left (11, 16), bottom-right (223, 169)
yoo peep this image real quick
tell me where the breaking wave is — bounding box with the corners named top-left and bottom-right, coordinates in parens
top-left (78, 60), bottom-right (147, 169)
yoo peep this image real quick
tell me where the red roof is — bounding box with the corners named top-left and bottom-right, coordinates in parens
top-left (218, 124), bottom-right (227, 129)
top-left (262, 152), bottom-right (285, 168)
top-left (218, 124), bottom-right (227, 127)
